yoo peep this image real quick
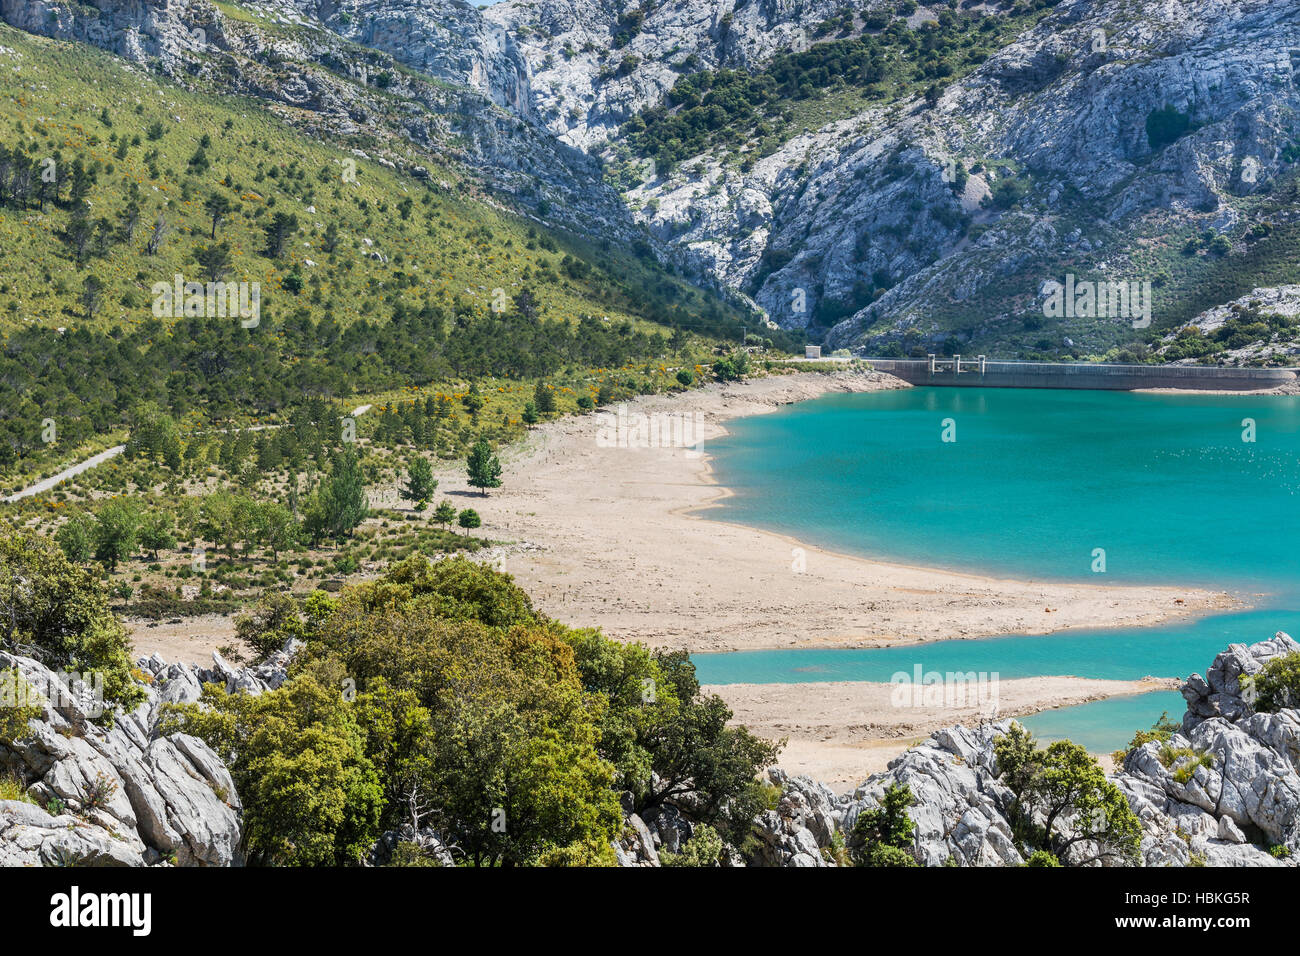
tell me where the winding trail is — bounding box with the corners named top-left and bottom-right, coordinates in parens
top-left (3, 405), bottom-right (373, 505)
top-left (3, 445), bottom-right (125, 503)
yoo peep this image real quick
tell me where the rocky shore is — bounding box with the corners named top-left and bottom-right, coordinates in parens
top-left (621, 633), bottom-right (1300, 867)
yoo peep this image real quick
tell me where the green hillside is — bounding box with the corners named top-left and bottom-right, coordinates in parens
top-left (0, 23), bottom-right (756, 474)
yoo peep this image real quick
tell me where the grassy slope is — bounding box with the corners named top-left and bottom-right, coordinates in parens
top-left (0, 22), bottom-right (725, 337)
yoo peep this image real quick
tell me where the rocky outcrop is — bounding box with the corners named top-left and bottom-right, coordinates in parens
top-left (636, 633), bottom-right (1300, 868)
top-left (135, 642), bottom-right (299, 705)
top-left (487, 0), bottom-right (860, 150)
top-left (287, 0), bottom-right (535, 117)
top-left (0, 651), bottom-right (242, 867)
top-left (1114, 633), bottom-right (1300, 866)
top-left (747, 768), bottom-right (839, 867)
top-left (845, 723), bottom-right (1026, 867)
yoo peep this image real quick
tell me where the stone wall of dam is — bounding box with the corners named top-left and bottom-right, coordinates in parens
top-left (864, 359), bottom-right (1298, 392)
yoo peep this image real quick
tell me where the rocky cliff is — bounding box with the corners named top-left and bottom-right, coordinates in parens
top-left (0, 641), bottom-right (299, 867)
top-left (486, 0), bottom-right (865, 149)
top-left (507, 0), bottom-right (1300, 356)
top-left (0, 651), bottom-right (241, 866)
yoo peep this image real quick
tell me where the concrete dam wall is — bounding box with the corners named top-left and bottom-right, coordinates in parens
top-left (864, 358), bottom-right (1297, 392)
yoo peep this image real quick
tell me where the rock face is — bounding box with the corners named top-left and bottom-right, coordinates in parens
top-left (749, 769), bottom-right (840, 867)
top-left (845, 723), bottom-right (1025, 866)
top-left (290, 0), bottom-right (535, 116)
top-left (487, 0), bottom-right (857, 150)
top-left (0, 651), bottom-right (243, 867)
top-left (504, 0), bottom-right (1300, 354)
top-left (1115, 632), bottom-right (1300, 866)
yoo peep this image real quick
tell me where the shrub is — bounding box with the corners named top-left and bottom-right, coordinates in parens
top-left (1246, 651), bottom-right (1300, 712)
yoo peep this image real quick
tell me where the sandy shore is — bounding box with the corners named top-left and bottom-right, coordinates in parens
top-left (436, 368), bottom-right (1233, 654)
top-left (709, 676), bottom-right (1175, 791)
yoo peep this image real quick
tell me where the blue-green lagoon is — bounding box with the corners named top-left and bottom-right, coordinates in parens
top-left (693, 386), bottom-right (1300, 750)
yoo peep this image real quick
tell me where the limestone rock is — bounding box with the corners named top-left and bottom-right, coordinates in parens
top-left (0, 651), bottom-right (242, 867)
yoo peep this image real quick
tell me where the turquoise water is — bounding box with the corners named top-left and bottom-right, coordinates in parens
top-left (694, 387), bottom-right (1300, 749)
top-left (1019, 692), bottom-right (1187, 753)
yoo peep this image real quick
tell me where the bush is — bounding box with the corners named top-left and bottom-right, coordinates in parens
top-left (1247, 652), bottom-right (1300, 712)
top-left (0, 528), bottom-right (145, 720)
top-left (851, 783), bottom-right (918, 866)
top-left (661, 823), bottom-right (724, 867)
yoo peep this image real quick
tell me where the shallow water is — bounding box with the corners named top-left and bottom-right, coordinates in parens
top-left (693, 387), bottom-right (1300, 749)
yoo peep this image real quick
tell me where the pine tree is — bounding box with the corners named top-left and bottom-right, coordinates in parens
top-left (433, 499), bottom-right (457, 530)
top-left (303, 448), bottom-right (369, 542)
top-left (534, 380), bottom-right (556, 415)
top-left (466, 438), bottom-right (502, 496)
top-left (400, 457), bottom-right (436, 509)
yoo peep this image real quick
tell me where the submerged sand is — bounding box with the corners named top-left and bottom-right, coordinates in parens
top-left (709, 676), bottom-right (1178, 792)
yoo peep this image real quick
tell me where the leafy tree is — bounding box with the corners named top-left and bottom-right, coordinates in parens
top-left (234, 591), bottom-right (308, 662)
top-left (0, 528), bottom-right (145, 718)
top-left (258, 502), bottom-right (300, 559)
top-left (458, 508), bottom-right (481, 536)
top-left (851, 782), bottom-right (918, 866)
top-left (55, 513), bottom-right (96, 563)
top-left (629, 650), bottom-right (780, 841)
top-left (93, 498), bottom-right (141, 572)
top-left (160, 664), bottom-right (383, 866)
top-left (138, 510), bottom-right (177, 560)
top-left (400, 457), bottom-right (436, 509)
top-left (994, 726), bottom-right (1142, 866)
top-left (297, 559), bottom-right (621, 865)
top-left (466, 437), bottom-right (502, 496)
top-left (363, 555), bottom-right (538, 629)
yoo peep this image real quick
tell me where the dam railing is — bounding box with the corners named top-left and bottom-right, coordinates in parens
top-left (862, 356), bottom-right (1298, 392)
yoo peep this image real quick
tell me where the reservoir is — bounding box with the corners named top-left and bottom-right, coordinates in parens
top-left (693, 387), bottom-right (1300, 749)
